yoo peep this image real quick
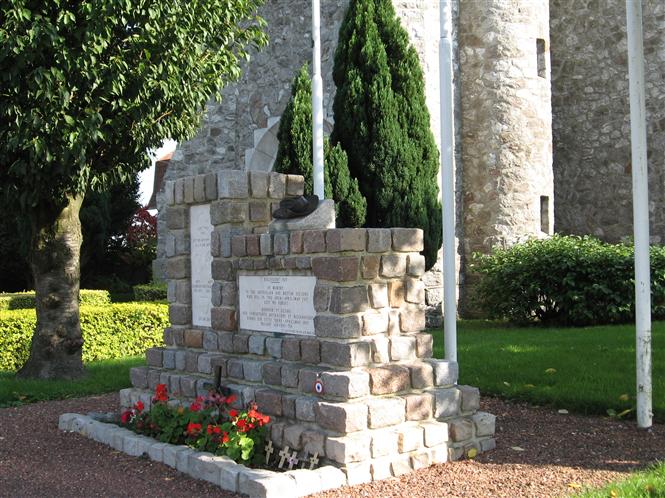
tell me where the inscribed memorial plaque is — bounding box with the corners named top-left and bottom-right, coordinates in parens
top-left (190, 204), bottom-right (213, 327)
top-left (239, 276), bottom-right (316, 336)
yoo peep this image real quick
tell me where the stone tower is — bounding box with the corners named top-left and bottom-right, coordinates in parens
top-left (458, 0), bottom-right (554, 311)
top-left (550, 0), bottom-right (665, 243)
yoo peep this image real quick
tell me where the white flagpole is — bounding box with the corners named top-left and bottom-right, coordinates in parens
top-left (312, 0), bottom-right (325, 200)
top-left (625, 0), bottom-right (652, 429)
top-left (439, 0), bottom-right (457, 363)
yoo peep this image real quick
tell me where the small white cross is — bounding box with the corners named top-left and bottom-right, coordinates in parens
top-left (300, 451), bottom-right (310, 469)
top-left (287, 450), bottom-right (299, 470)
top-left (309, 452), bottom-right (319, 470)
top-left (265, 440), bottom-right (274, 464)
top-left (278, 446), bottom-right (291, 469)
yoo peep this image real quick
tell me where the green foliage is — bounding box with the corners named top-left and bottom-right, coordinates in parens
top-left (0, 0), bottom-right (266, 214)
top-left (433, 320), bottom-right (665, 423)
top-left (122, 385), bottom-right (269, 464)
top-left (0, 289), bottom-right (111, 310)
top-left (473, 235), bottom-right (665, 326)
top-left (0, 303), bottom-right (168, 370)
top-left (331, 0), bottom-right (442, 266)
top-left (133, 283), bottom-right (167, 302)
top-left (274, 64), bottom-right (366, 227)
top-left (577, 462), bottom-right (665, 498)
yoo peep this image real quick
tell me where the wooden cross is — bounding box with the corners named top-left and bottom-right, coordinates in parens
top-left (287, 450), bottom-right (299, 470)
top-left (264, 441), bottom-right (274, 464)
top-left (278, 446), bottom-right (291, 469)
top-left (309, 452), bottom-right (319, 470)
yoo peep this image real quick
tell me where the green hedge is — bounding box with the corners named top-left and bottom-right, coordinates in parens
top-left (0, 289), bottom-right (111, 310)
top-left (473, 235), bottom-right (665, 326)
top-left (133, 283), bottom-right (167, 302)
top-left (0, 303), bottom-right (168, 371)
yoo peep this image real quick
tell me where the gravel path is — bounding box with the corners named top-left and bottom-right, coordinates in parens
top-left (0, 394), bottom-right (662, 497)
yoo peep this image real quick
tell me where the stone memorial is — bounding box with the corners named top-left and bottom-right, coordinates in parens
top-left (122, 170), bottom-right (495, 494)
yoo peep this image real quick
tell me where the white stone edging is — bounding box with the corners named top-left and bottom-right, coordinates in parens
top-left (59, 413), bottom-right (347, 498)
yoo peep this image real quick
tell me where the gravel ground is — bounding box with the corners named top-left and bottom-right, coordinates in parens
top-left (0, 394), bottom-right (662, 498)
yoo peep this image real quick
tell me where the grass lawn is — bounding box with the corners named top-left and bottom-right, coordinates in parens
top-left (433, 320), bottom-right (665, 422)
top-left (0, 356), bottom-right (144, 408)
top-left (577, 462), bottom-right (665, 497)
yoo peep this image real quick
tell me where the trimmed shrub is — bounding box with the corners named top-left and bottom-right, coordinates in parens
top-left (133, 283), bottom-right (167, 302)
top-left (473, 235), bottom-right (665, 326)
top-left (0, 303), bottom-right (168, 371)
top-left (331, 0), bottom-right (442, 267)
top-left (0, 289), bottom-right (111, 310)
top-left (274, 63), bottom-right (366, 228)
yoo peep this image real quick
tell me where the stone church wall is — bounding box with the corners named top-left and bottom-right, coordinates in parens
top-left (550, 0), bottom-right (665, 243)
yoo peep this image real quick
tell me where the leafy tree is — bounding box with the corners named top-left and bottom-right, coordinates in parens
top-left (0, 1), bottom-right (266, 379)
top-left (331, 0), bottom-right (442, 266)
top-left (274, 64), bottom-right (366, 227)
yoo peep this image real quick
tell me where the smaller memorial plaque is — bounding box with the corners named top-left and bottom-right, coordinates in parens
top-left (190, 204), bottom-right (213, 327)
top-left (239, 276), bottom-right (316, 336)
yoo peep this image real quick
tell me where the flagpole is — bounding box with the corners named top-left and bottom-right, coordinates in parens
top-left (312, 0), bottom-right (325, 200)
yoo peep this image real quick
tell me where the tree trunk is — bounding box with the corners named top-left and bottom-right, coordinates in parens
top-left (17, 194), bottom-right (86, 379)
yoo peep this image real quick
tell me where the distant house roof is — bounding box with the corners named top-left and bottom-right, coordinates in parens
top-left (147, 151), bottom-right (173, 210)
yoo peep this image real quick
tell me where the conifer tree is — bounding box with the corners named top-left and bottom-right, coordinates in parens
top-left (275, 64), bottom-right (366, 228)
top-left (331, 0), bottom-right (442, 267)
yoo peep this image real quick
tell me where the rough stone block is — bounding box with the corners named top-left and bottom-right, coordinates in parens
top-left (185, 351), bottom-right (200, 372)
top-left (329, 286), bottom-right (368, 314)
top-left (212, 260), bottom-right (236, 281)
top-left (188, 452), bottom-right (220, 485)
top-left (366, 228), bottom-right (392, 253)
top-left (361, 255), bottom-right (380, 279)
top-left (301, 430), bottom-right (326, 456)
top-left (166, 257), bottom-right (190, 279)
top-left (280, 364), bottom-right (300, 388)
top-left (273, 232), bottom-right (289, 255)
top-left (290, 231), bottom-right (304, 253)
top-left (326, 228), bottom-right (366, 252)
top-left (174, 179), bottom-right (185, 205)
top-left (259, 233), bottom-right (273, 255)
top-left (388, 281), bottom-right (405, 307)
top-left (281, 394), bottom-right (297, 419)
top-left (249, 201), bottom-right (270, 222)
top-left (370, 458), bottom-right (393, 481)
top-left (312, 256), bottom-right (359, 281)
top-left (303, 230), bottom-right (326, 253)
top-left (315, 315), bottom-right (362, 339)
top-left (228, 359), bottom-right (244, 380)
top-left (286, 174), bottom-right (305, 196)
top-left (203, 331), bottom-right (218, 351)
top-left (166, 206), bottom-right (188, 230)
top-left (266, 337), bottom-right (282, 358)
top-left (169, 304), bottom-right (191, 326)
top-left (370, 336), bottom-right (390, 363)
top-left (297, 368), bottom-right (323, 394)
top-left (283, 424), bottom-right (306, 450)
top-left (314, 285), bottom-right (331, 312)
top-left (367, 397), bottom-right (406, 428)
top-left (295, 397), bottom-right (317, 422)
top-left (416, 333), bottom-right (434, 358)
top-left (427, 360), bottom-right (459, 386)
top-left (371, 429), bottom-right (399, 458)
top-left (368, 283), bottom-right (389, 308)
top-left (320, 371), bottom-right (370, 399)
top-left (268, 173), bottom-right (287, 199)
top-left (419, 421), bottom-right (448, 448)
top-left (391, 455), bottom-right (412, 477)
top-left (326, 433), bottom-right (371, 463)
top-left (398, 426), bottom-right (424, 453)
top-left (411, 451), bottom-right (432, 471)
top-left (314, 466), bottom-right (347, 492)
top-left (404, 393), bottom-right (434, 421)
top-left (406, 278), bottom-right (426, 304)
top-left (283, 468), bottom-right (321, 497)
top-left (218, 170), bottom-right (248, 199)
top-left (255, 389), bottom-right (283, 416)
top-left (184, 329), bottom-right (203, 349)
top-left (380, 254), bottom-right (407, 278)
top-left (296, 256), bottom-right (311, 269)
top-left (432, 387), bottom-right (461, 418)
top-left (262, 362), bottom-right (282, 386)
top-left (248, 335), bottom-right (266, 355)
top-left (368, 365), bottom-right (411, 394)
top-left (459, 385), bottom-right (481, 412)
top-left (281, 337), bottom-right (301, 361)
top-left (300, 339), bottom-right (320, 363)
top-left (410, 363), bottom-right (434, 389)
top-left (233, 334), bottom-right (249, 353)
top-left (315, 401), bottom-right (367, 432)
top-left (472, 411), bottom-right (496, 437)
top-left (400, 308), bottom-right (426, 332)
top-left (449, 419), bottom-right (474, 442)
top-left (231, 235), bottom-right (247, 257)
top-left (362, 310), bottom-right (389, 335)
top-left (211, 307), bottom-right (236, 331)
top-left (180, 376), bottom-right (197, 397)
top-left (391, 228), bottom-right (424, 251)
top-left (250, 171), bottom-right (269, 197)
top-left (211, 200), bottom-right (247, 224)
top-left (243, 360), bottom-right (264, 382)
top-left (344, 462), bottom-right (372, 486)
top-left (217, 332), bottom-right (234, 352)
top-left (320, 341), bottom-right (370, 367)
top-left (194, 175), bottom-right (206, 202)
top-left (239, 470), bottom-right (294, 498)
top-left (407, 254), bottom-right (426, 277)
top-left (184, 177), bottom-right (195, 203)
top-left (390, 336), bottom-right (417, 361)
top-left (130, 367), bottom-right (149, 388)
top-left (245, 234), bottom-right (261, 255)
top-left (146, 349), bottom-right (163, 368)
top-left (480, 438), bottom-right (497, 452)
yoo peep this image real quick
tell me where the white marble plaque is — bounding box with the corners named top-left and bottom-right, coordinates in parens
top-left (190, 204), bottom-right (213, 327)
top-left (239, 276), bottom-right (316, 336)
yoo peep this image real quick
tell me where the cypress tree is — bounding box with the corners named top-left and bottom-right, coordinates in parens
top-left (274, 64), bottom-right (366, 228)
top-left (331, 0), bottom-right (442, 267)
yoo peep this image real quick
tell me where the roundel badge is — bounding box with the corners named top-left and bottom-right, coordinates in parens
top-left (314, 379), bottom-right (324, 395)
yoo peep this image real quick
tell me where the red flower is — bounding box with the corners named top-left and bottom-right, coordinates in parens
top-left (225, 394), bottom-right (237, 405)
top-left (229, 409), bottom-right (238, 419)
top-left (186, 422), bottom-right (202, 436)
top-left (134, 401), bottom-right (144, 412)
top-left (206, 424), bottom-right (222, 436)
top-left (236, 419), bottom-right (247, 433)
top-left (120, 410), bottom-right (132, 424)
top-left (189, 401), bottom-right (202, 412)
top-left (222, 431), bottom-right (230, 444)
top-left (153, 384), bottom-right (169, 402)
